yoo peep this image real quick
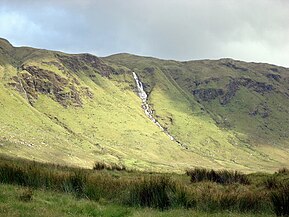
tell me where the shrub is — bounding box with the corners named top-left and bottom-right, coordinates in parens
top-left (264, 176), bottom-right (280, 189)
top-left (128, 176), bottom-right (174, 210)
top-left (0, 164), bottom-right (29, 186)
top-left (218, 191), bottom-right (238, 210)
top-left (186, 168), bottom-right (250, 185)
top-left (277, 168), bottom-right (289, 174)
top-left (93, 162), bottom-right (126, 171)
top-left (271, 183), bottom-right (289, 216)
top-left (173, 185), bottom-right (196, 208)
top-left (237, 190), bottom-right (265, 212)
top-left (68, 172), bottom-right (87, 197)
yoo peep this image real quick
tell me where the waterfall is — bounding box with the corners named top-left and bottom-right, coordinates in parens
top-left (132, 72), bottom-right (175, 141)
top-left (17, 76), bottom-right (30, 104)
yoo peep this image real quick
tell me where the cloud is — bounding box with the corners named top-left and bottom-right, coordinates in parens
top-left (0, 0), bottom-right (288, 66)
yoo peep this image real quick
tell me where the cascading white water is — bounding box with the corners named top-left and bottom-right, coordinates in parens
top-left (132, 72), bottom-right (175, 141)
top-left (132, 72), bottom-right (147, 102)
top-left (17, 76), bottom-right (30, 104)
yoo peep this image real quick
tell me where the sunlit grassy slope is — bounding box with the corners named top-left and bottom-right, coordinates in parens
top-left (0, 38), bottom-right (288, 172)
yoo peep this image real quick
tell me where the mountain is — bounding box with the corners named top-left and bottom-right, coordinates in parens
top-left (0, 38), bottom-right (288, 173)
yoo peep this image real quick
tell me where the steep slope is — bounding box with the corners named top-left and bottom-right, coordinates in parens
top-left (104, 54), bottom-right (289, 170)
top-left (0, 38), bottom-right (288, 172)
top-left (0, 38), bottom-right (201, 172)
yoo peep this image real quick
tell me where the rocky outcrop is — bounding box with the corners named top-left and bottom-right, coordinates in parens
top-left (193, 88), bottom-right (224, 102)
top-left (221, 62), bottom-right (248, 72)
top-left (143, 67), bottom-right (155, 74)
top-left (249, 103), bottom-right (271, 118)
top-left (9, 64), bottom-right (93, 107)
top-left (266, 73), bottom-right (281, 82)
top-left (192, 77), bottom-right (274, 105)
top-left (56, 53), bottom-right (118, 77)
top-left (237, 78), bottom-right (274, 93)
top-left (220, 80), bottom-right (239, 105)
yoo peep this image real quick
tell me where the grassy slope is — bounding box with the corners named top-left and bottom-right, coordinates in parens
top-left (104, 54), bottom-right (289, 172)
top-left (0, 39), bottom-right (197, 172)
top-left (0, 38), bottom-right (288, 172)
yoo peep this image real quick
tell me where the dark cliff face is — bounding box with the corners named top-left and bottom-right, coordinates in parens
top-left (8, 64), bottom-right (91, 107)
top-left (192, 77), bottom-right (275, 105)
top-left (2, 47), bottom-right (127, 107)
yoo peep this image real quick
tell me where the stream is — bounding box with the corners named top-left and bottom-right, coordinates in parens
top-left (132, 72), bottom-right (179, 142)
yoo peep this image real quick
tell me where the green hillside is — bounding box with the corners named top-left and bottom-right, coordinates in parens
top-left (0, 38), bottom-right (288, 172)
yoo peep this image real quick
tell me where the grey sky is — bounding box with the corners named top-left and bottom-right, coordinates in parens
top-left (0, 0), bottom-right (288, 67)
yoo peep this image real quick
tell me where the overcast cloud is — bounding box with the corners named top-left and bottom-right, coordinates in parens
top-left (0, 0), bottom-right (288, 66)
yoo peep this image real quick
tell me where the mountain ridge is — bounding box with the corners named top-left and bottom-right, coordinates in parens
top-left (0, 38), bottom-right (288, 173)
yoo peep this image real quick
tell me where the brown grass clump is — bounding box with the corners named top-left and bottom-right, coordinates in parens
top-left (186, 168), bottom-right (250, 185)
top-left (93, 161), bottom-right (127, 171)
top-left (277, 167), bottom-right (289, 174)
top-left (0, 155), bottom-right (287, 214)
top-left (19, 188), bottom-right (33, 202)
top-left (271, 182), bottom-right (289, 216)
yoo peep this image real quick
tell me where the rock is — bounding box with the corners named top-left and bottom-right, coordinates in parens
top-left (56, 53), bottom-right (117, 77)
top-left (192, 88), bottom-right (224, 101)
top-left (220, 80), bottom-right (239, 105)
top-left (270, 68), bottom-right (279, 72)
top-left (249, 103), bottom-right (271, 118)
top-left (143, 67), bottom-right (155, 74)
top-left (266, 73), bottom-right (281, 82)
top-left (221, 62), bottom-right (248, 72)
top-left (9, 64), bottom-right (94, 107)
top-left (191, 77), bottom-right (274, 105)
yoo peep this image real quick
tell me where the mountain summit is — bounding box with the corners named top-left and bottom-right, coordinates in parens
top-left (0, 39), bottom-right (288, 172)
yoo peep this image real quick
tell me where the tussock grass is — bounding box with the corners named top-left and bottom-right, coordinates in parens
top-left (277, 167), bottom-right (289, 174)
top-left (186, 168), bottom-right (250, 185)
top-left (270, 183), bottom-right (289, 216)
top-left (127, 176), bottom-right (173, 210)
top-left (93, 161), bottom-right (127, 171)
top-left (0, 155), bottom-right (288, 214)
top-left (264, 176), bottom-right (281, 190)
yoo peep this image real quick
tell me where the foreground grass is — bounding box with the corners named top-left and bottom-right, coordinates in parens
top-left (0, 183), bottom-right (131, 217)
top-left (0, 155), bottom-right (289, 216)
top-left (0, 184), bottom-right (274, 217)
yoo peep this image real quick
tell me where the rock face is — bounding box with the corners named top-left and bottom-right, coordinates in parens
top-left (266, 73), bottom-right (281, 82)
top-left (5, 51), bottom-right (128, 107)
top-left (9, 64), bottom-right (93, 107)
top-left (221, 62), bottom-right (248, 72)
top-left (193, 89), bottom-right (224, 102)
top-left (56, 53), bottom-right (117, 77)
top-left (192, 77), bottom-right (274, 105)
top-left (250, 103), bottom-right (271, 118)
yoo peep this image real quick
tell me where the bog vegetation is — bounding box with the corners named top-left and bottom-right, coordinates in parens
top-left (0, 155), bottom-right (289, 216)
